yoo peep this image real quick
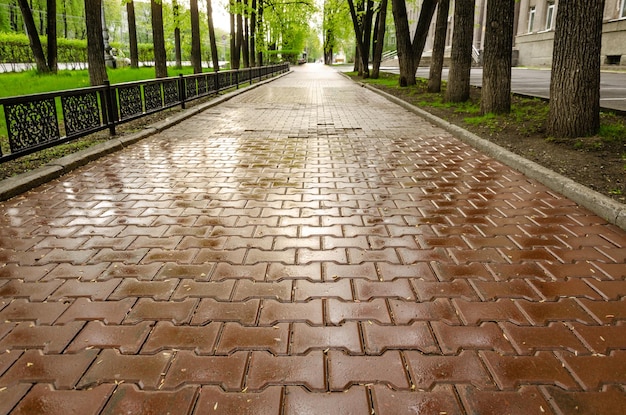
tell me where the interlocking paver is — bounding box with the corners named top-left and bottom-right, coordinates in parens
top-left (0, 64), bottom-right (625, 413)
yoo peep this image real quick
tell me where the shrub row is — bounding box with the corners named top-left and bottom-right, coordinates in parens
top-left (0, 33), bottom-right (155, 67)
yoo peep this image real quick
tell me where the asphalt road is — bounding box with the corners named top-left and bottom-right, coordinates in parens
top-left (377, 66), bottom-right (626, 113)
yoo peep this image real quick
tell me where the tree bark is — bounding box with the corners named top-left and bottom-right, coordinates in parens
top-left (249, 0), bottom-right (257, 67)
top-left (347, 0), bottom-right (373, 78)
top-left (371, 0), bottom-right (387, 79)
top-left (242, 0), bottom-right (250, 68)
top-left (17, 0), bottom-right (49, 73)
top-left (481, 0), bottom-right (515, 114)
top-left (173, 0), bottom-right (182, 69)
top-left (428, 0), bottom-right (450, 93)
top-left (207, 0), bottom-right (220, 72)
top-left (410, 0), bottom-right (437, 67)
top-left (446, 0), bottom-right (475, 103)
top-left (190, 0), bottom-right (202, 73)
top-left (151, 0), bottom-right (168, 78)
top-left (46, 0), bottom-right (57, 72)
top-left (548, 0), bottom-right (604, 138)
top-left (391, 0), bottom-right (414, 86)
top-left (84, 0), bottom-right (108, 85)
top-left (127, 1), bottom-right (139, 68)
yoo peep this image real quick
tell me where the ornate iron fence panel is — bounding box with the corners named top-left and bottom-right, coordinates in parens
top-left (61, 91), bottom-right (101, 137)
top-left (5, 97), bottom-right (60, 154)
top-left (144, 83), bottom-right (163, 112)
top-left (186, 78), bottom-right (198, 99)
top-left (197, 76), bottom-right (208, 96)
top-left (118, 85), bottom-right (143, 120)
top-left (163, 80), bottom-right (179, 107)
top-left (0, 63), bottom-right (289, 163)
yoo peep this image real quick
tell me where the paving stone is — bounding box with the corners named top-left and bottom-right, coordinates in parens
top-left (501, 322), bottom-right (589, 356)
top-left (247, 351), bottom-right (325, 391)
top-left (327, 298), bottom-right (391, 325)
top-left (371, 384), bottom-right (464, 415)
top-left (0, 349), bottom-right (98, 389)
top-left (362, 322), bottom-right (438, 354)
top-left (78, 349), bottom-right (170, 390)
top-left (56, 298), bottom-right (135, 325)
top-left (284, 385), bottom-right (370, 415)
top-left (194, 385), bottom-right (281, 415)
top-left (353, 279), bottom-right (415, 300)
top-left (124, 298), bottom-right (197, 324)
top-left (291, 322), bottom-right (363, 354)
top-left (570, 322), bottom-right (626, 354)
top-left (141, 321), bottom-right (220, 354)
top-left (11, 384), bottom-right (115, 415)
top-left (162, 350), bottom-right (247, 391)
top-left (216, 323), bottom-right (289, 355)
top-left (49, 278), bottom-right (121, 300)
top-left (328, 350), bottom-right (410, 390)
top-left (0, 383), bottom-right (31, 415)
top-left (453, 299), bottom-right (529, 325)
top-left (0, 280), bottom-right (63, 301)
top-left (0, 299), bottom-right (69, 325)
top-left (0, 321), bottom-right (84, 353)
top-left (66, 321), bottom-right (152, 354)
top-left (431, 321), bottom-right (515, 355)
top-left (544, 385), bottom-right (626, 415)
top-left (559, 350), bottom-right (626, 391)
top-left (480, 351), bottom-right (579, 390)
top-left (406, 350), bottom-right (494, 390)
top-left (109, 278), bottom-right (179, 301)
top-left (293, 279), bottom-right (352, 300)
top-left (458, 385), bottom-right (554, 415)
top-left (171, 279), bottom-right (235, 300)
top-left (260, 299), bottom-right (323, 325)
top-left (232, 279), bottom-right (292, 301)
top-left (412, 279), bottom-right (480, 301)
top-left (101, 384), bottom-right (197, 415)
top-left (389, 298), bottom-right (459, 325)
top-left (517, 298), bottom-right (597, 325)
top-left (192, 299), bottom-right (260, 325)
top-left (577, 297), bottom-right (626, 324)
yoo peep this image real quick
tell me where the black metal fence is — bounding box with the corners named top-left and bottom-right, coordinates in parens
top-left (0, 63), bottom-right (290, 163)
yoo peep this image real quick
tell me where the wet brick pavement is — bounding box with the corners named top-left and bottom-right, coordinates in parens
top-left (0, 64), bottom-right (625, 414)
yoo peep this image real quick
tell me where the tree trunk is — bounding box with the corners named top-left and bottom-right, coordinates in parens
top-left (84, 0), bottom-right (108, 85)
top-left (229, 3), bottom-right (236, 68)
top-left (17, 0), bottom-right (49, 73)
top-left (446, 0), bottom-right (475, 103)
top-left (256, 2), bottom-right (263, 66)
top-left (347, 0), bottom-right (372, 78)
top-left (249, 0), bottom-right (257, 67)
top-left (481, 0), bottom-right (515, 114)
top-left (391, 0), bottom-right (414, 86)
top-left (370, 0), bottom-right (387, 79)
top-left (207, 0), bottom-right (220, 72)
top-left (242, 0), bottom-right (250, 68)
top-left (235, 0), bottom-right (244, 68)
top-left (428, 0), bottom-right (450, 93)
top-left (151, 0), bottom-right (168, 78)
top-left (548, 0), bottom-right (604, 138)
top-left (190, 0), bottom-right (202, 73)
top-left (127, 1), bottom-right (139, 68)
top-left (46, 0), bottom-right (57, 72)
top-left (410, 0), bottom-right (437, 70)
top-left (173, 0), bottom-right (182, 69)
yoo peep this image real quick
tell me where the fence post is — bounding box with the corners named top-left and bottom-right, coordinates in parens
top-left (103, 80), bottom-right (116, 136)
top-left (235, 71), bottom-right (239, 89)
top-left (179, 74), bottom-right (186, 110)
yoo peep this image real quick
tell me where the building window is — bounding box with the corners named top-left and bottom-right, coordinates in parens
top-left (546, 1), bottom-right (556, 30)
top-left (528, 6), bottom-right (536, 32)
top-left (621, 0), bottom-right (626, 18)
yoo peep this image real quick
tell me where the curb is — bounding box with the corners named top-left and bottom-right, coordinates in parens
top-left (0, 70), bottom-right (292, 202)
top-left (359, 82), bottom-right (626, 232)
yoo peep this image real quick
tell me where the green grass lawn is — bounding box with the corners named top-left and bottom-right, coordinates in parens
top-left (0, 66), bottom-right (215, 98)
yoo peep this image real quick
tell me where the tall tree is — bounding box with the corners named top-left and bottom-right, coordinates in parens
top-left (151, 0), bottom-right (168, 78)
top-left (84, 0), bottom-right (108, 85)
top-left (16, 0), bottom-right (49, 72)
top-left (370, 0), bottom-right (388, 79)
top-left (249, 0), bottom-right (257, 66)
top-left (548, 0), bottom-right (605, 137)
top-left (428, 0), bottom-right (450, 93)
top-left (206, 0), bottom-right (220, 71)
top-left (46, 0), bottom-right (57, 72)
top-left (126, 0), bottom-right (139, 68)
top-left (173, 0), bottom-right (182, 68)
top-left (235, 0), bottom-right (244, 68)
top-left (445, 0), bottom-right (475, 103)
top-left (481, 0), bottom-right (515, 114)
top-left (190, 0), bottom-right (202, 73)
top-left (347, 0), bottom-right (374, 77)
top-left (390, 0), bottom-right (437, 86)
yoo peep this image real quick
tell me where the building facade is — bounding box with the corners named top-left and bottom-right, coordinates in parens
top-left (515, 0), bottom-right (626, 67)
top-left (413, 0), bottom-right (626, 67)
